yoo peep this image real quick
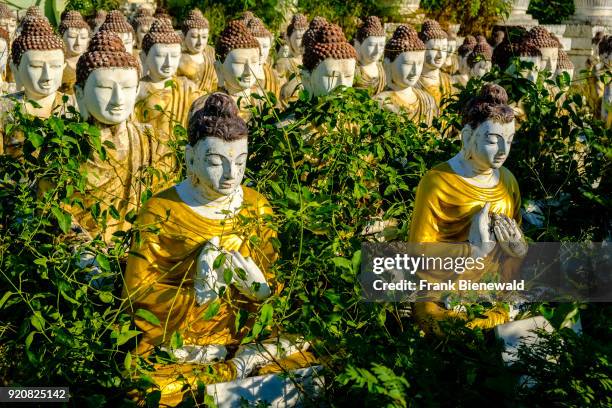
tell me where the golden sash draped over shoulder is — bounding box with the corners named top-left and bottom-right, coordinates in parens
top-left (416, 71), bottom-right (453, 106)
top-left (409, 162), bottom-right (522, 332)
top-left (177, 52), bottom-right (218, 94)
top-left (204, 44), bottom-right (215, 63)
top-left (354, 62), bottom-right (386, 96)
top-left (68, 122), bottom-right (151, 242)
top-left (136, 76), bottom-right (203, 191)
top-left (261, 62), bottom-right (281, 100)
top-left (377, 88), bottom-right (438, 126)
top-left (60, 58), bottom-right (78, 95)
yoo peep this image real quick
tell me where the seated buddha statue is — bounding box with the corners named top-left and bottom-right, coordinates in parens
top-left (353, 16), bottom-right (386, 96)
top-left (409, 84), bottom-right (527, 335)
top-left (467, 40), bottom-right (493, 79)
top-left (453, 35), bottom-right (476, 87)
top-left (70, 30), bottom-right (150, 243)
top-left (130, 9), bottom-right (153, 64)
top-left (122, 93), bottom-right (314, 406)
top-left (416, 20), bottom-right (452, 107)
top-left (443, 28), bottom-right (459, 76)
top-left (275, 13), bottom-right (307, 81)
top-left (245, 15), bottom-right (281, 100)
top-left (374, 25), bottom-right (438, 125)
top-left (177, 9), bottom-right (217, 94)
top-left (98, 10), bottom-right (135, 55)
top-left (1, 16), bottom-right (74, 157)
top-left (211, 19), bottom-right (263, 120)
top-left (136, 18), bottom-right (202, 192)
top-left (58, 11), bottom-right (90, 95)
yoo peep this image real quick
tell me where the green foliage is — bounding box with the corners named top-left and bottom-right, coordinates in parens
top-left (528, 0), bottom-right (575, 25)
top-left (65, 0), bottom-right (122, 20)
top-left (421, 0), bottom-right (511, 35)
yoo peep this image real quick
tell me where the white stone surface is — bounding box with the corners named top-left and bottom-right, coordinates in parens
top-left (206, 366), bottom-right (323, 408)
top-left (572, 0), bottom-right (612, 26)
top-left (502, 0), bottom-right (539, 27)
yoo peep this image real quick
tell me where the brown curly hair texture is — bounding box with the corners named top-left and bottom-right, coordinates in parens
top-left (25, 6), bottom-right (43, 18)
top-left (458, 35), bottom-right (477, 57)
top-left (11, 16), bottom-right (64, 66)
top-left (0, 27), bottom-right (8, 43)
top-left (142, 18), bottom-right (181, 54)
top-left (239, 11), bottom-right (256, 25)
top-left (557, 49), bottom-right (574, 69)
top-left (247, 17), bottom-right (271, 39)
top-left (418, 19), bottom-right (447, 42)
top-left (303, 22), bottom-right (357, 71)
top-left (76, 30), bottom-right (141, 87)
top-left (384, 25), bottom-right (425, 61)
top-left (0, 3), bottom-right (16, 20)
top-left (598, 35), bottom-right (612, 55)
top-left (525, 26), bottom-right (558, 48)
top-left (516, 39), bottom-right (542, 57)
top-left (188, 92), bottom-right (248, 145)
top-left (215, 20), bottom-right (260, 62)
top-left (287, 13), bottom-right (308, 37)
top-left (303, 16), bottom-right (328, 50)
top-left (467, 41), bottom-right (493, 67)
top-left (182, 9), bottom-right (209, 35)
top-left (463, 83), bottom-right (514, 129)
top-left (99, 10), bottom-right (134, 35)
top-left (154, 7), bottom-right (172, 23)
top-left (132, 16), bottom-right (154, 32)
top-left (59, 10), bottom-right (90, 35)
top-left (133, 7), bottom-right (153, 20)
top-left (355, 16), bottom-right (385, 43)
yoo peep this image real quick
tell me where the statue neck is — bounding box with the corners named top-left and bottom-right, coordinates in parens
top-left (448, 152), bottom-right (499, 188)
top-left (421, 65), bottom-right (440, 82)
top-left (23, 90), bottom-right (57, 117)
top-left (175, 179), bottom-right (244, 219)
top-left (359, 60), bottom-right (379, 75)
top-left (90, 118), bottom-right (127, 134)
top-left (144, 74), bottom-right (174, 89)
top-left (222, 78), bottom-right (253, 99)
top-left (184, 51), bottom-right (204, 62)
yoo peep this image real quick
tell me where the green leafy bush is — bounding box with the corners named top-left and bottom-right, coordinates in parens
top-left (420, 0), bottom-right (511, 35)
top-left (528, 0), bottom-right (575, 25)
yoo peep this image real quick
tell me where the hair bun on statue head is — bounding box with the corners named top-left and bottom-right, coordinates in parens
top-left (355, 16), bottom-right (385, 43)
top-left (11, 16), bottom-right (64, 66)
top-left (302, 22), bottom-right (357, 71)
top-left (215, 20), bottom-right (260, 61)
top-left (188, 93), bottom-right (249, 145)
top-left (418, 19), bottom-right (448, 42)
top-left (384, 24), bottom-right (425, 61)
top-left (463, 83), bottom-right (514, 128)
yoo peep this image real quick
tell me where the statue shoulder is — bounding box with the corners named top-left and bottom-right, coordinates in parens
top-left (418, 162), bottom-right (455, 191)
top-left (499, 166), bottom-right (520, 190)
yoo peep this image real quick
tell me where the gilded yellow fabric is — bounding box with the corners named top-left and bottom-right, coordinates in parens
top-left (177, 52), bottom-right (218, 94)
top-left (204, 44), bottom-right (215, 63)
top-left (136, 76), bottom-right (203, 192)
top-left (60, 58), bottom-right (78, 95)
top-left (354, 62), bottom-right (386, 96)
top-left (585, 65), bottom-right (604, 118)
top-left (443, 54), bottom-right (459, 76)
top-left (260, 62), bottom-right (281, 101)
top-left (409, 162), bottom-right (522, 333)
top-left (377, 88), bottom-right (439, 126)
top-left (68, 122), bottom-right (151, 243)
top-left (123, 185), bottom-right (279, 349)
top-left (416, 71), bottom-right (453, 106)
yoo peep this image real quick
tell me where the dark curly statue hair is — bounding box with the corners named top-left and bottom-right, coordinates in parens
top-left (188, 93), bottom-right (249, 146)
top-left (463, 83), bottom-right (515, 129)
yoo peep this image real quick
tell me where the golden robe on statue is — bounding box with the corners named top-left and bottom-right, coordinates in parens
top-left (177, 52), bottom-right (218, 94)
top-left (416, 71), bottom-right (453, 107)
top-left (60, 58), bottom-right (78, 95)
top-left (122, 186), bottom-right (314, 405)
top-left (376, 88), bottom-right (438, 126)
top-left (354, 62), bottom-right (386, 96)
top-left (260, 62), bottom-right (281, 101)
top-left (408, 162), bottom-right (522, 333)
top-left (136, 76), bottom-right (203, 192)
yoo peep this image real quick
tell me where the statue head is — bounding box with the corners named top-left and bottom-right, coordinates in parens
top-left (132, 15), bottom-right (154, 49)
top-left (384, 25), bottom-right (425, 89)
top-left (556, 49), bottom-right (574, 80)
top-left (525, 26), bottom-right (559, 74)
top-left (0, 4), bottom-right (17, 41)
top-left (153, 7), bottom-right (173, 25)
top-left (444, 28), bottom-right (457, 69)
top-left (59, 11), bottom-right (91, 58)
top-left (286, 13), bottom-right (308, 57)
top-left (186, 92), bottom-right (248, 199)
top-left (98, 10), bottom-right (135, 54)
top-left (90, 10), bottom-right (107, 33)
top-left (142, 18), bottom-right (182, 82)
top-left (598, 36), bottom-right (612, 68)
top-left (215, 20), bottom-right (261, 91)
top-left (354, 16), bottom-right (386, 66)
top-left (246, 17), bottom-right (272, 71)
top-left (182, 9), bottom-right (209, 54)
top-left (75, 30), bottom-right (141, 125)
top-left (302, 16), bottom-right (327, 51)
top-left (516, 40), bottom-right (542, 82)
top-left (592, 31), bottom-right (605, 57)
top-left (10, 16), bottom-right (65, 99)
top-left (302, 22), bottom-right (357, 97)
top-left (418, 20), bottom-right (448, 70)
top-left (467, 41), bottom-right (493, 78)
top-left (461, 84), bottom-right (515, 170)
top-left (457, 35), bottom-right (477, 75)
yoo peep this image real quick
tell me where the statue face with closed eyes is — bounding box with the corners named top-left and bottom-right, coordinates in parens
top-left (303, 57), bottom-right (356, 96)
top-left (462, 120), bottom-right (515, 170)
top-left (388, 50), bottom-right (425, 88)
top-left (13, 49), bottom-right (65, 99)
top-left (145, 43), bottom-right (182, 81)
top-left (220, 47), bottom-right (261, 90)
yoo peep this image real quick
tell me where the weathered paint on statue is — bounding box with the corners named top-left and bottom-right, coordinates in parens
top-left (59, 11), bottom-right (91, 94)
top-left (353, 16), bottom-right (386, 96)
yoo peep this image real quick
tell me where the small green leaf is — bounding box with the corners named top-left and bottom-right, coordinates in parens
top-left (51, 206), bottom-right (71, 234)
top-left (124, 352), bottom-right (132, 371)
top-left (135, 309), bottom-right (161, 326)
top-left (202, 301), bottom-right (220, 320)
top-left (170, 331), bottom-right (183, 349)
top-left (96, 254), bottom-right (111, 272)
top-left (213, 252), bottom-right (226, 270)
top-left (30, 311), bottom-right (45, 331)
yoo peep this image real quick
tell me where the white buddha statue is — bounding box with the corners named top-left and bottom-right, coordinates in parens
top-left (525, 26), bottom-right (559, 76)
top-left (443, 28), bottom-right (459, 75)
top-left (177, 9), bottom-right (217, 94)
top-left (353, 16), bottom-right (386, 95)
top-left (123, 92), bottom-right (314, 406)
top-left (72, 30), bottom-right (150, 243)
top-left (416, 20), bottom-right (452, 107)
top-left (375, 25), bottom-right (437, 125)
top-left (467, 40), bottom-right (493, 79)
top-left (211, 19), bottom-right (263, 119)
top-left (98, 10), bottom-right (135, 54)
top-left (453, 35), bottom-right (476, 87)
top-left (0, 3), bottom-right (17, 42)
top-left (274, 13), bottom-right (308, 83)
top-left (1, 16), bottom-right (73, 157)
top-left (131, 10), bottom-right (153, 62)
top-left (58, 11), bottom-right (90, 94)
top-left (245, 15), bottom-right (281, 100)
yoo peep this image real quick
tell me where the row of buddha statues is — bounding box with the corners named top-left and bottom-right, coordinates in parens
top-left (0, 5), bottom-right (578, 405)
